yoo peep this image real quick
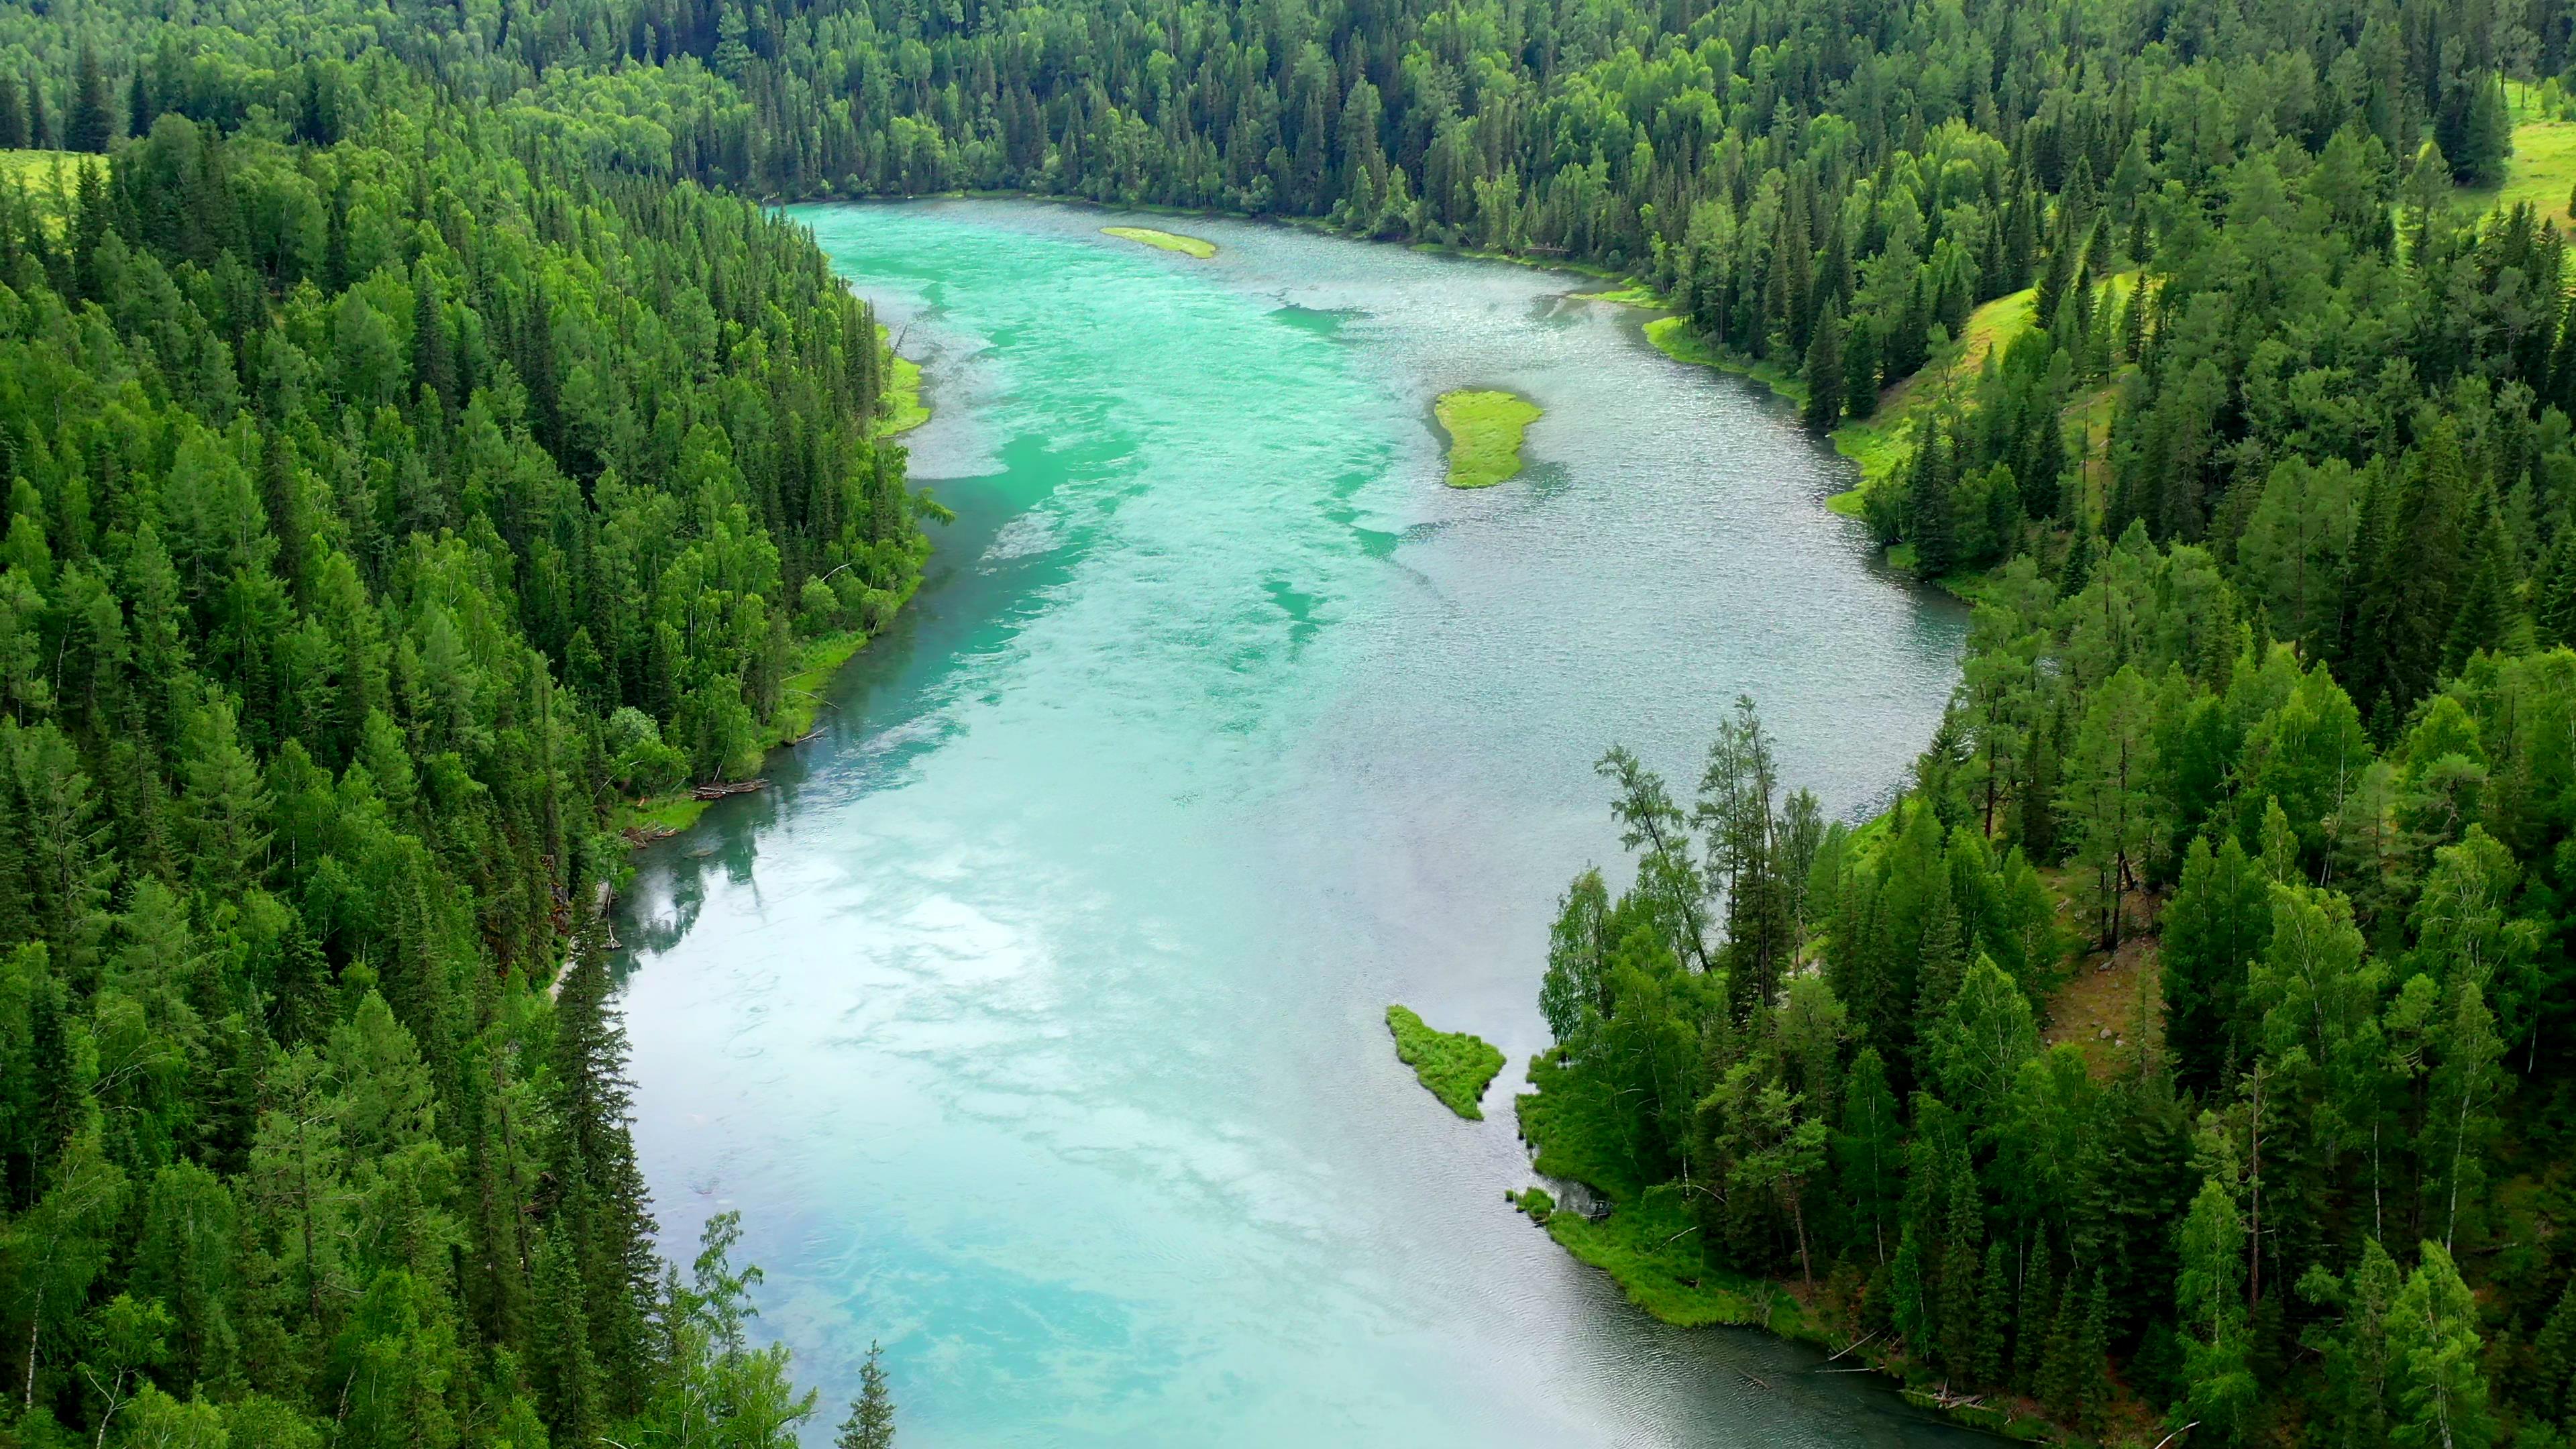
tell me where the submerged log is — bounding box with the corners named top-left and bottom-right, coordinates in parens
top-left (690, 778), bottom-right (767, 801)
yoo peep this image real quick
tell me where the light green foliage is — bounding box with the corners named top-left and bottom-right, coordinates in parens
top-left (2390, 1244), bottom-right (2495, 1449)
top-left (1385, 1004), bottom-right (1506, 1118)
top-left (1101, 225), bottom-right (1218, 257)
top-left (1434, 388), bottom-right (1544, 488)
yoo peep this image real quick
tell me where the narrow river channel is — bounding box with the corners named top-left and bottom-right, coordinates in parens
top-left (613, 200), bottom-right (1978, 1446)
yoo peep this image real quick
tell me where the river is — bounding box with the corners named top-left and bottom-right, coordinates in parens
top-left (613, 200), bottom-right (1976, 1446)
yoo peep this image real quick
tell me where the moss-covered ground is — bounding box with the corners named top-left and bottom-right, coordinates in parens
top-left (1385, 1005), bottom-right (1506, 1118)
top-left (1102, 225), bottom-right (1217, 258)
top-left (1433, 388), bottom-right (1544, 488)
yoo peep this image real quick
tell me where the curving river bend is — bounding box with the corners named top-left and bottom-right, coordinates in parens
top-left (614, 201), bottom-right (1976, 1446)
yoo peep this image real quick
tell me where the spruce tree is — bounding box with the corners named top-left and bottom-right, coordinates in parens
top-left (2015, 1246), bottom-right (2055, 1393)
top-left (1972, 1239), bottom-right (2010, 1389)
top-left (1804, 305), bottom-right (1846, 431)
top-left (66, 45), bottom-right (112, 154)
top-left (2455, 76), bottom-right (2513, 188)
top-left (2077, 1268), bottom-right (2112, 1432)
top-left (837, 1340), bottom-right (898, 1449)
top-left (1843, 317), bottom-right (1880, 418)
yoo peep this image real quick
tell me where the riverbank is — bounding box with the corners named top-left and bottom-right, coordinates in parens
top-left (1513, 1050), bottom-right (2062, 1442)
top-left (612, 314), bottom-right (938, 846)
top-left (1583, 284), bottom-right (2041, 602)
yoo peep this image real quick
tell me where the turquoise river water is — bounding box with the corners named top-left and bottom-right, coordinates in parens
top-left (613, 200), bottom-right (1977, 1446)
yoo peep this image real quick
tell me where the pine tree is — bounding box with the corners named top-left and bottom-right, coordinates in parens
top-left (1804, 305), bottom-right (1846, 431)
top-left (67, 45), bottom-right (113, 154)
top-left (1938, 1150), bottom-right (1984, 1380)
top-left (2015, 1246), bottom-right (2055, 1393)
top-left (2039, 1275), bottom-right (2082, 1420)
top-left (1843, 317), bottom-right (1880, 419)
top-left (0, 76), bottom-right (25, 150)
top-left (2455, 75), bottom-right (2514, 188)
top-left (531, 1223), bottom-right (602, 1446)
top-left (2076, 1267), bottom-right (2112, 1432)
top-left (2161, 833), bottom-right (2270, 1097)
top-left (837, 1340), bottom-right (897, 1449)
top-left (1972, 1238), bottom-right (2010, 1389)
top-left (553, 936), bottom-right (660, 1411)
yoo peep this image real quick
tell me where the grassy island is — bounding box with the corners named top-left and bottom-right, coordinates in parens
top-left (1385, 1006), bottom-right (1505, 1119)
top-left (1102, 225), bottom-right (1217, 258)
top-left (1434, 388), bottom-right (1543, 488)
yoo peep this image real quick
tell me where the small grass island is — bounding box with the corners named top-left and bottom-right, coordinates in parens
top-left (1102, 225), bottom-right (1217, 258)
top-left (1434, 388), bottom-right (1544, 488)
top-left (1385, 1005), bottom-right (1507, 1119)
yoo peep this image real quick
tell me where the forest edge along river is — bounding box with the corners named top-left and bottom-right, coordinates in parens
top-left (608, 199), bottom-right (1976, 1447)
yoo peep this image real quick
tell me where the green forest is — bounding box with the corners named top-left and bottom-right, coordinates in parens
top-left (0, 2), bottom-right (934, 1446)
top-left (5, 0), bottom-right (2576, 1440)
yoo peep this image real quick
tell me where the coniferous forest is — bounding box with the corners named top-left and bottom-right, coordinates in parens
top-left (8, 0), bottom-right (2576, 1442)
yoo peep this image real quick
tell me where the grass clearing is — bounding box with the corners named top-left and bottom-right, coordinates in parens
top-left (608, 792), bottom-right (709, 839)
top-left (0, 150), bottom-right (101, 233)
top-left (1570, 282), bottom-right (1667, 307)
top-left (1434, 388), bottom-right (1543, 488)
top-left (1385, 1005), bottom-right (1505, 1118)
top-left (1830, 284), bottom-right (2039, 490)
top-left (1102, 225), bottom-right (1216, 258)
top-left (2455, 85), bottom-right (2576, 231)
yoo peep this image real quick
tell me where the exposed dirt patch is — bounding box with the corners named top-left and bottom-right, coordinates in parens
top-left (2037, 871), bottom-right (2167, 1077)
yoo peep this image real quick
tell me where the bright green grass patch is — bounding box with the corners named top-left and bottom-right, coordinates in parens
top-left (771, 630), bottom-right (868, 745)
top-left (1102, 225), bottom-right (1216, 258)
top-left (1570, 282), bottom-right (1667, 307)
top-left (1434, 388), bottom-right (1544, 489)
top-left (1643, 315), bottom-right (1808, 401)
top-left (874, 323), bottom-right (929, 435)
top-left (0, 150), bottom-right (100, 234)
top-left (1824, 488), bottom-right (1867, 519)
top-left (1511, 1186), bottom-right (1555, 1221)
top-left (1546, 1187), bottom-right (1790, 1328)
top-left (2469, 119), bottom-right (2576, 228)
top-left (1385, 1005), bottom-right (1505, 1118)
top-left (608, 792), bottom-right (708, 838)
top-left (0, 149), bottom-right (101, 189)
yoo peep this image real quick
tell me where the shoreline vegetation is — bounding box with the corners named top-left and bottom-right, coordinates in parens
top-left (1582, 281), bottom-right (2031, 600)
top-left (614, 326), bottom-right (935, 846)
top-left (1385, 1006), bottom-right (1506, 1119)
top-left (1434, 387), bottom-right (1544, 488)
top-left (1102, 223), bottom-right (1218, 258)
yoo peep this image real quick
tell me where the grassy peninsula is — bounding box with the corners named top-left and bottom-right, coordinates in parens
top-left (1434, 388), bottom-right (1543, 488)
top-left (1385, 1006), bottom-right (1505, 1119)
top-left (876, 322), bottom-right (931, 435)
top-left (1103, 224), bottom-right (1217, 258)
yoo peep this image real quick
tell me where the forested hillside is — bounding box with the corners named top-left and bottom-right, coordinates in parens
top-left (0, 15), bottom-right (930, 1449)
